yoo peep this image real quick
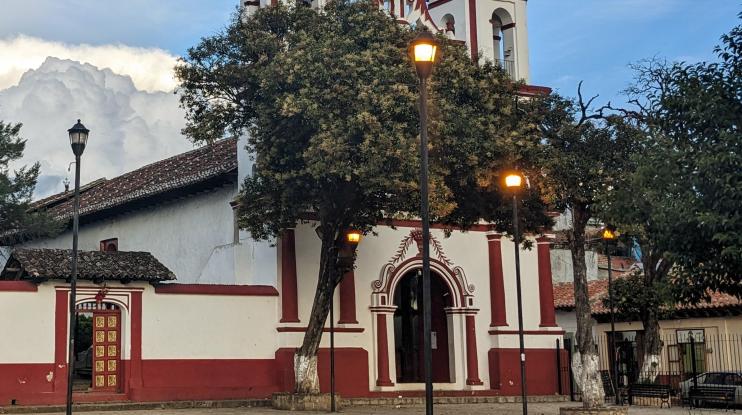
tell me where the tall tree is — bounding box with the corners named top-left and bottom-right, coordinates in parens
top-left (0, 121), bottom-right (58, 246)
top-left (176, 0), bottom-right (548, 393)
top-left (530, 87), bottom-right (639, 407)
top-left (599, 16), bottom-right (742, 381)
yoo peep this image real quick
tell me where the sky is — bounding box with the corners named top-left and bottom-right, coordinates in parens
top-left (0, 0), bottom-right (739, 197)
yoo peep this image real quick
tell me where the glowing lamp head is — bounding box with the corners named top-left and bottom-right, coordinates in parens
top-left (345, 230), bottom-right (362, 245)
top-left (504, 173), bottom-right (523, 189)
top-left (602, 226), bottom-right (617, 241)
top-left (409, 30), bottom-right (439, 79)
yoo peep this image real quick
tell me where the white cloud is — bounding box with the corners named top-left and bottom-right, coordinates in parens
top-left (0, 57), bottom-right (193, 198)
top-left (0, 35), bottom-right (179, 93)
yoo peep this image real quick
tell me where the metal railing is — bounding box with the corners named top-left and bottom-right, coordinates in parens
top-left (494, 58), bottom-right (516, 80)
top-left (558, 333), bottom-right (742, 407)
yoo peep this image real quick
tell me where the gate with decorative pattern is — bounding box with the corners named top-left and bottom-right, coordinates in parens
top-left (91, 309), bottom-right (121, 392)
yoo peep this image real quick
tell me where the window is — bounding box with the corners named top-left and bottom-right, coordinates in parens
top-left (677, 329), bottom-right (706, 376)
top-left (100, 238), bottom-right (118, 252)
top-left (490, 9), bottom-right (515, 78)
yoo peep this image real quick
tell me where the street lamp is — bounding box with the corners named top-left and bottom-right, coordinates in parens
top-left (410, 29), bottom-right (438, 415)
top-left (602, 225), bottom-right (619, 405)
top-left (329, 230), bottom-right (362, 412)
top-left (66, 119), bottom-right (89, 415)
top-left (504, 171), bottom-right (528, 415)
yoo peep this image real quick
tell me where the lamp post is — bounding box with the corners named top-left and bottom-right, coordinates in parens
top-left (504, 172), bottom-right (527, 415)
top-left (410, 30), bottom-right (438, 415)
top-left (602, 225), bottom-right (619, 405)
top-left (330, 230), bottom-right (362, 412)
top-left (66, 119), bottom-right (89, 415)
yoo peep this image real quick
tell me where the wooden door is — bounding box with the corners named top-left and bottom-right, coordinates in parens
top-left (92, 310), bottom-right (121, 392)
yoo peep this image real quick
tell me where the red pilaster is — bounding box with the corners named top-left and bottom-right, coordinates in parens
top-left (280, 229), bottom-right (300, 323)
top-left (375, 313), bottom-right (393, 386)
top-left (465, 314), bottom-right (483, 385)
top-left (537, 236), bottom-right (558, 327)
top-left (487, 234), bottom-right (507, 327)
top-left (129, 291), bottom-right (143, 391)
top-left (53, 290), bottom-right (68, 393)
top-left (468, 0), bottom-right (478, 62)
top-left (338, 271), bottom-right (358, 324)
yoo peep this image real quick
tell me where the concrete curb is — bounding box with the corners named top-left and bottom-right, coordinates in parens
top-left (0, 399), bottom-right (271, 414)
top-left (0, 395), bottom-right (568, 414)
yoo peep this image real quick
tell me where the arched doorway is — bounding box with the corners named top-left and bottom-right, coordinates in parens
top-left (392, 269), bottom-right (452, 383)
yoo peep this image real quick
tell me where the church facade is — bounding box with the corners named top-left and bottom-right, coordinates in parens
top-left (0, 0), bottom-right (564, 406)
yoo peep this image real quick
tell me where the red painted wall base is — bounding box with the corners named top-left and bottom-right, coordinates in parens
top-left (488, 348), bottom-right (562, 395)
top-left (274, 347), bottom-right (370, 396)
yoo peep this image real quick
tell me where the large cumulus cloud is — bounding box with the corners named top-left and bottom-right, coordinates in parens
top-left (0, 57), bottom-right (192, 198)
top-left (0, 36), bottom-right (179, 92)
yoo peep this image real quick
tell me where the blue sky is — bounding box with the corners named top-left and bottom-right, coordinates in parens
top-left (0, 0), bottom-right (739, 103)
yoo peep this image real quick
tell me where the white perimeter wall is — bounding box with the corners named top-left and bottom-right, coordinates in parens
top-left (142, 290), bottom-right (279, 360)
top-left (0, 284), bottom-right (56, 363)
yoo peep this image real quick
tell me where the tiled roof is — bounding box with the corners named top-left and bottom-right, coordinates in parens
top-left (554, 276), bottom-right (741, 315)
top-left (32, 138), bottom-right (237, 221)
top-left (1, 248), bottom-right (175, 282)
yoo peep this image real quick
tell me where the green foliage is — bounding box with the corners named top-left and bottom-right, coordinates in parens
top-left (176, 0), bottom-right (550, 241)
top-left (0, 121), bottom-right (59, 244)
top-left (605, 271), bottom-right (675, 322)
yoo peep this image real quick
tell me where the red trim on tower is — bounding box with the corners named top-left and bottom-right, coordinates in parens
top-left (280, 229), bottom-right (300, 323)
top-left (338, 271), bottom-right (358, 324)
top-left (518, 85), bottom-right (553, 97)
top-left (427, 0), bottom-right (454, 9)
top-left (154, 284), bottom-right (278, 296)
top-left (375, 313), bottom-right (394, 386)
top-left (536, 237), bottom-right (558, 327)
top-left (465, 315), bottom-right (483, 385)
top-left (468, 0), bottom-right (478, 62)
top-left (0, 281), bottom-right (38, 291)
top-left (487, 234), bottom-right (507, 327)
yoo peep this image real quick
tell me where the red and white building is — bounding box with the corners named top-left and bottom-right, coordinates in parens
top-left (0, 0), bottom-right (563, 406)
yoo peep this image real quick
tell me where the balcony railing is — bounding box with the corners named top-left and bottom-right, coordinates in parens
top-left (494, 59), bottom-right (516, 80)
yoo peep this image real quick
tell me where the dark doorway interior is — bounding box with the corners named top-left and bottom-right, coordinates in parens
top-left (393, 269), bottom-right (452, 383)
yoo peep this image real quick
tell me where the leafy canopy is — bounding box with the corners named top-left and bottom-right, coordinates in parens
top-left (176, 0), bottom-right (550, 240)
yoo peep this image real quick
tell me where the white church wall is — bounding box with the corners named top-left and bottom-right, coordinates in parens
top-left (142, 290), bottom-right (278, 360)
top-left (19, 186), bottom-right (238, 284)
top-left (0, 284), bottom-right (56, 363)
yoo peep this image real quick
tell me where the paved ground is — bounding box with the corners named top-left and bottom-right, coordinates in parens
top-left (30, 403), bottom-right (736, 415)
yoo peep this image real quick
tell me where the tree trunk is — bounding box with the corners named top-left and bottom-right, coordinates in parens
top-left (638, 251), bottom-right (666, 384)
top-left (294, 228), bottom-right (341, 394)
top-left (569, 205), bottom-right (604, 408)
top-left (638, 309), bottom-right (662, 383)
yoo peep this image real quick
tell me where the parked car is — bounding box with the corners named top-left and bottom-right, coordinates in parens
top-left (679, 371), bottom-right (742, 406)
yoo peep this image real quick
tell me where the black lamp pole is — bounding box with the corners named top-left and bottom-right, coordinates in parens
top-left (66, 120), bottom-right (89, 415)
top-left (330, 290), bottom-right (336, 412)
top-left (603, 228), bottom-right (619, 405)
top-left (410, 30), bottom-right (438, 415)
top-left (511, 192), bottom-right (528, 415)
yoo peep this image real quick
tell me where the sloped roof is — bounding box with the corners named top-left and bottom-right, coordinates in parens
top-left (32, 138), bottom-right (237, 221)
top-left (554, 276), bottom-right (741, 315)
top-left (1, 248), bottom-right (175, 282)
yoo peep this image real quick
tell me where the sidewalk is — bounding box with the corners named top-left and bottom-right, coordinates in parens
top-left (2, 402), bottom-right (733, 415)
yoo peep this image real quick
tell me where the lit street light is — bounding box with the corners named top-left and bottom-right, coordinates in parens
top-left (504, 171), bottom-right (528, 415)
top-left (66, 119), bottom-right (90, 415)
top-left (409, 29), bottom-right (438, 415)
top-left (602, 225), bottom-right (619, 405)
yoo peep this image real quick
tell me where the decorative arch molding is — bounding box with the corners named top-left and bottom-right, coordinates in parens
top-left (369, 229), bottom-right (484, 389)
top-left (371, 229), bottom-right (476, 309)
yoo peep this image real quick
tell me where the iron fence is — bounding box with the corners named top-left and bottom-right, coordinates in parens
top-left (556, 332), bottom-right (742, 407)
